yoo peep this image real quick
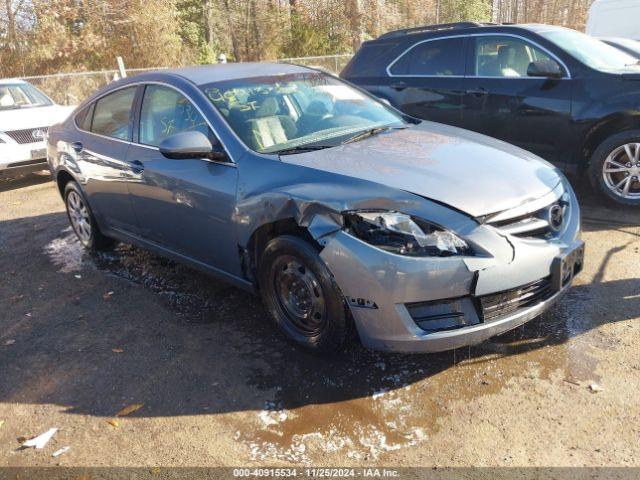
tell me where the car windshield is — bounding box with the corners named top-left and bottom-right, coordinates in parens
top-left (539, 28), bottom-right (640, 71)
top-left (0, 83), bottom-right (53, 111)
top-left (200, 71), bottom-right (405, 153)
top-left (607, 38), bottom-right (640, 57)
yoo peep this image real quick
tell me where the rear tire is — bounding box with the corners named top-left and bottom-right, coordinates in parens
top-left (258, 235), bottom-right (352, 354)
top-left (64, 181), bottom-right (114, 250)
top-left (589, 131), bottom-right (640, 206)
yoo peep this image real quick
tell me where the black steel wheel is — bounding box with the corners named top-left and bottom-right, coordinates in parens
top-left (258, 235), bottom-right (352, 353)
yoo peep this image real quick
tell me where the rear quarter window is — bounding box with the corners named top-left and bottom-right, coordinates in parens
top-left (90, 86), bottom-right (137, 140)
top-left (75, 103), bottom-right (95, 131)
top-left (342, 41), bottom-right (401, 78)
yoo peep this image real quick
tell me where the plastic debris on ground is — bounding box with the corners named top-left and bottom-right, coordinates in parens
top-left (52, 446), bottom-right (70, 457)
top-left (21, 428), bottom-right (58, 449)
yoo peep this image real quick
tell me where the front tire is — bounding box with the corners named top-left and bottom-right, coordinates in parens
top-left (258, 235), bottom-right (352, 354)
top-left (64, 181), bottom-right (114, 250)
top-left (589, 131), bottom-right (640, 206)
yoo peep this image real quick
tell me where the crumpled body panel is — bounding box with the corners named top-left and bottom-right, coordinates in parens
top-left (235, 151), bottom-right (580, 352)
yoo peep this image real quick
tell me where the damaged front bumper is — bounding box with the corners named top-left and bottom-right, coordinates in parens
top-left (318, 186), bottom-right (582, 353)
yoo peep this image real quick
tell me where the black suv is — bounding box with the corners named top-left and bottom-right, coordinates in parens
top-left (342, 22), bottom-right (640, 205)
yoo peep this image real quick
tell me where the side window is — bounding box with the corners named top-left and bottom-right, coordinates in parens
top-left (75, 103), bottom-right (95, 131)
top-left (390, 38), bottom-right (465, 76)
top-left (474, 36), bottom-right (559, 77)
top-left (139, 85), bottom-right (211, 147)
top-left (91, 87), bottom-right (136, 140)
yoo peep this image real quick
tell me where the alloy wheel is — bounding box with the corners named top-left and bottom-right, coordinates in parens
top-left (602, 143), bottom-right (640, 200)
top-left (272, 256), bottom-right (326, 337)
top-left (67, 190), bottom-right (92, 244)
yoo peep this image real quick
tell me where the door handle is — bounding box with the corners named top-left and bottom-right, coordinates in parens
top-left (129, 159), bottom-right (144, 173)
top-left (466, 87), bottom-right (488, 97)
top-left (390, 82), bottom-right (408, 91)
top-left (70, 141), bottom-right (83, 153)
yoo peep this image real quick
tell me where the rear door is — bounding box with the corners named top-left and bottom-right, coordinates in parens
top-left (382, 36), bottom-right (467, 127)
top-left (73, 85), bottom-right (140, 234)
top-left (460, 34), bottom-right (573, 166)
top-left (125, 84), bottom-right (239, 274)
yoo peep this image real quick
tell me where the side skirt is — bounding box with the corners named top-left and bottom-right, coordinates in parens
top-left (104, 227), bottom-right (257, 295)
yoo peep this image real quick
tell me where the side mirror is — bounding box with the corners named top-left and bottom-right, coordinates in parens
top-left (527, 59), bottom-right (563, 79)
top-left (158, 131), bottom-right (227, 161)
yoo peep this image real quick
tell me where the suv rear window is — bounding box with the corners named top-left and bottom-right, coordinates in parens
top-left (389, 37), bottom-right (465, 76)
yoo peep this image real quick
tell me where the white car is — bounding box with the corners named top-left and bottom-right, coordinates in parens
top-left (587, 0), bottom-right (640, 40)
top-left (0, 79), bottom-right (75, 179)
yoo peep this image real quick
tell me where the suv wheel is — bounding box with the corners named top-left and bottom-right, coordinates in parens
top-left (258, 235), bottom-right (352, 353)
top-left (589, 131), bottom-right (640, 205)
top-left (64, 181), bottom-right (114, 250)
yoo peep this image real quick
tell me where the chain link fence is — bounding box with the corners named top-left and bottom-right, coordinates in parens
top-left (16, 54), bottom-right (354, 106)
top-left (278, 53), bottom-right (353, 72)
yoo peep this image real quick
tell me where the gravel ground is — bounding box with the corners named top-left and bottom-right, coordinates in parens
top-left (0, 172), bottom-right (638, 467)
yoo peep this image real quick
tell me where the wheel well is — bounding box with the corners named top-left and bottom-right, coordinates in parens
top-left (56, 170), bottom-right (75, 198)
top-left (583, 115), bottom-right (640, 167)
top-left (243, 218), bottom-right (319, 286)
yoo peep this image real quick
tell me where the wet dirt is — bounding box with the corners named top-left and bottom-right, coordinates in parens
top-left (37, 199), bottom-right (609, 464)
top-left (1, 174), bottom-right (639, 466)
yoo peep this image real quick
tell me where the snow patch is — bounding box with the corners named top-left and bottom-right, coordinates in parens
top-left (43, 229), bottom-right (89, 273)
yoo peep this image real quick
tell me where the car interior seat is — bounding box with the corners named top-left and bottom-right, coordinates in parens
top-left (0, 88), bottom-right (15, 107)
top-left (243, 97), bottom-right (297, 151)
top-left (296, 100), bottom-right (331, 136)
top-left (496, 45), bottom-right (521, 76)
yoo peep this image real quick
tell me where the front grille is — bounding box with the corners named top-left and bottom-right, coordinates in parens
top-left (479, 277), bottom-right (553, 323)
top-left (5, 126), bottom-right (48, 144)
top-left (489, 198), bottom-right (568, 239)
top-left (491, 213), bottom-right (551, 237)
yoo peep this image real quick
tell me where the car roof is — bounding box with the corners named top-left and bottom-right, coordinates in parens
top-left (0, 78), bottom-right (26, 85)
top-left (520, 24), bottom-right (575, 34)
top-left (374, 22), bottom-right (568, 41)
top-left (160, 62), bottom-right (316, 86)
top-left (600, 36), bottom-right (639, 43)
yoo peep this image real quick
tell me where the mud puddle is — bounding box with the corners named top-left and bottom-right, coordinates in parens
top-left (43, 228), bottom-right (250, 322)
top-left (238, 278), bottom-right (601, 463)
top-left (43, 229), bottom-right (601, 463)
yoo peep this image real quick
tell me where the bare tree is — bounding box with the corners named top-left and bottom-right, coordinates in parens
top-left (0, 0), bottom-right (598, 78)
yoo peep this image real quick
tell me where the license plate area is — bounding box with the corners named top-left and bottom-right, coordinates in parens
top-left (31, 148), bottom-right (47, 160)
top-left (551, 240), bottom-right (584, 291)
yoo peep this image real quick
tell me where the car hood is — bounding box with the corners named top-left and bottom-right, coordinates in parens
top-left (280, 122), bottom-right (563, 218)
top-left (0, 104), bottom-right (75, 131)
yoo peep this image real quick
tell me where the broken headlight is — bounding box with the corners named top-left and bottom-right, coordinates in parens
top-left (344, 211), bottom-right (472, 257)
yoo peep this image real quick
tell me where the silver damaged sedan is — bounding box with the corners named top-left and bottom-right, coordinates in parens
top-left (47, 63), bottom-right (584, 353)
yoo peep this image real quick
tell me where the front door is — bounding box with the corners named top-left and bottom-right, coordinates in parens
top-left (460, 35), bottom-right (573, 167)
top-left (379, 36), bottom-right (467, 127)
top-left (125, 84), bottom-right (239, 275)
